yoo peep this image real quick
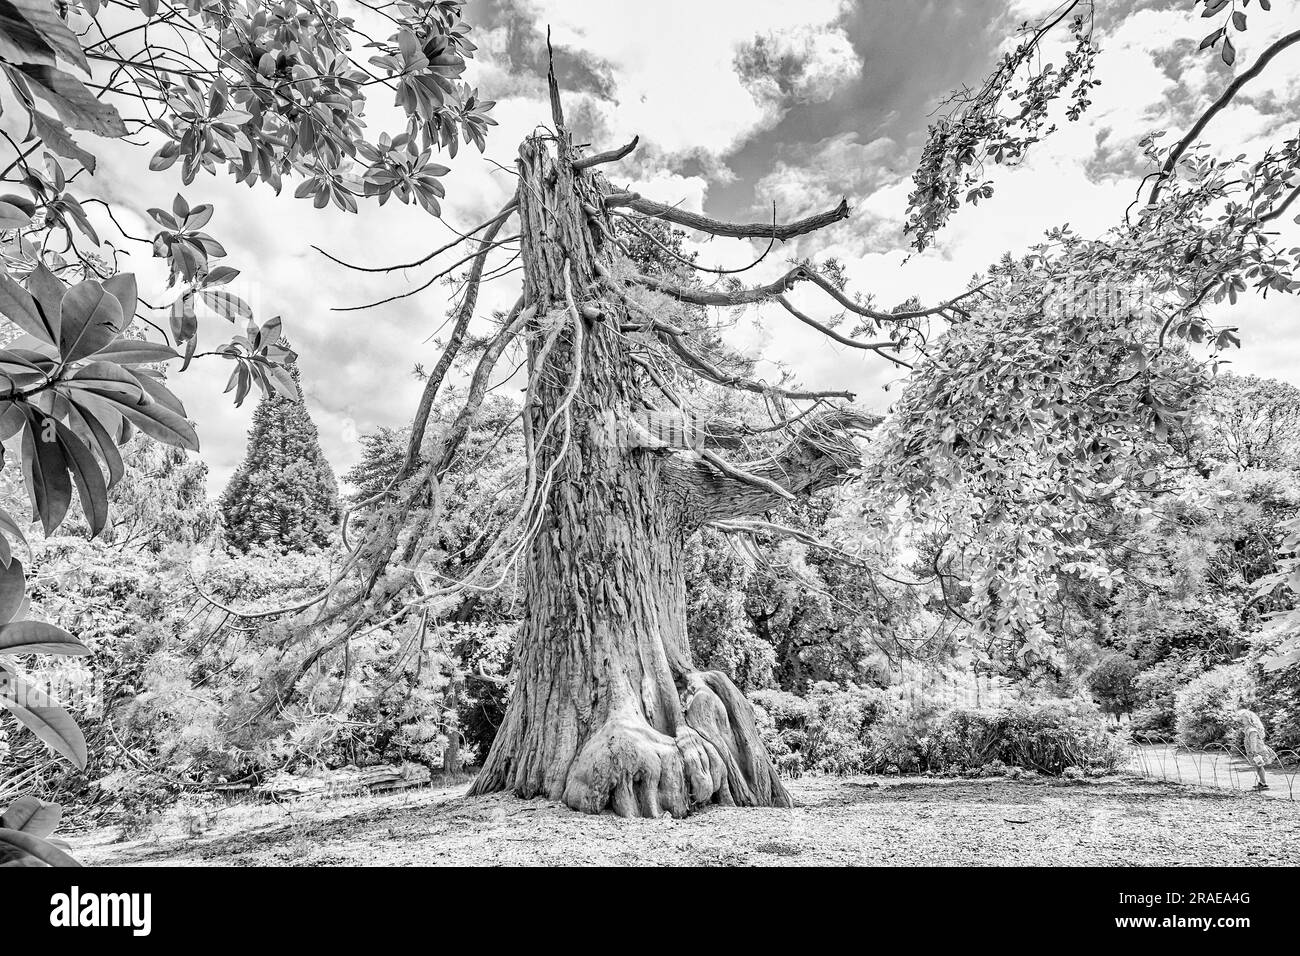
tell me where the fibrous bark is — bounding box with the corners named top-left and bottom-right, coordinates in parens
top-left (468, 128), bottom-right (865, 817)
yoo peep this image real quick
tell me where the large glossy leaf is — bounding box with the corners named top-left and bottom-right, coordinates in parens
top-left (64, 360), bottom-right (145, 401)
top-left (5, 0), bottom-right (90, 72)
top-left (102, 273), bottom-right (138, 328)
top-left (55, 421), bottom-right (108, 536)
top-left (0, 273), bottom-right (56, 345)
top-left (16, 64), bottom-right (128, 136)
top-left (0, 350), bottom-right (45, 376)
top-left (0, 359), bottom-right (45, 391)
top-left (63, 398), bottom-right (123, 490)
top-left (0, 199), bottom-right (32, 230)
top-left (0, 1), bottom-right (56, 67)
top-left (269, 364), bottom-right (299, 400)
top-left (90, 339), bottom-right (179, 365)
top-left (1, 796), bottom-right (61, 838)
top-left (59, 280), bottom-right (126, 362)
top-left (31, 110), bottom-right (97, 172)
top-left (130, 367), bottom-right (185, 414)
top-left (0, 557), bottom-right (24, 624)
top-left (0, 670), bottom-right (87, 769)
top-left (0, 620), bottom-right (87, 655)
top-left (26, 261), bottom-right (65, 339)
top-left (0, 506), bottom-right (28, 568)
top-left (72, 388), bottom-right (198, 451)
top-left (20, 407), bottom-right (71, 535)
top-left (0, 828), bottom-right (81, 867)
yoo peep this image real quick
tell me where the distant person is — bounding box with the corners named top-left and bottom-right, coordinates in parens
top-left (1236, 709), bottom-right (1278, 791)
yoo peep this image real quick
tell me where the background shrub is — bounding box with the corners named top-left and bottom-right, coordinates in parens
top-left (998, 700), bottom-right (1128, 774)
top-left (1174, 663), bottom-right (1255, 749)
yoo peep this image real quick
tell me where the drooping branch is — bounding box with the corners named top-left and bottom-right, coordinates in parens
top-left (311, 201), bottom-right (519, 273)
top-left (631, 352), bottom-right (834, 454)
top-left (427, 300), bottom-right (534, 480)
top-left (795, 270), bottom-right (988, 322)
top-left (709, 517), bottom-right (936, 589)
top-left (607, 277), bottom-right (855, 401)
top-left (400, 208), bottom-right (515, 479)
top-left (774, 294), bottom-right (913, 368)
top-left (699, 449), bottom-right (795, 501)
top-left (604, 192), bottom-right (850, 240)
top-left (332, 234), bottom-right (521, 312)
top-left (1148, 29), bottom-right (1300, 205)
top-left (661, 330), bottom-right (855, 401)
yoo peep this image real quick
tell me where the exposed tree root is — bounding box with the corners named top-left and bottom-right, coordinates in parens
top-left (560, 703), bottom-right (723, 818)
top-left (483, 669), bottom-right (790, 820)
top-left (683, 671), bottom-right (792, 808)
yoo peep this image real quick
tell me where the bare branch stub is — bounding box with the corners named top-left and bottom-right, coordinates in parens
top-left (573, 135), bottom-right (640, 170)
top-left (665, 409), bottom-right (881, 523)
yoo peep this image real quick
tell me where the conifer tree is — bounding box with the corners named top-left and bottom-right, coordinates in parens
top-left (220, 361), bottom-right (340, 551)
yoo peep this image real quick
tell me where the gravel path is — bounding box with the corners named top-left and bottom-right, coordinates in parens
top-left (1130, 744), bottom-right (1300, 799)
top-left (66, 774), bottom-right (1300, 866)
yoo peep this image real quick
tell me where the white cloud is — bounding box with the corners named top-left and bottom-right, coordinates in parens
top-left (736, 24), bottom-right (863, 105)
top-left (15, 0), bottom-right (1300, 498)
top-left (752, 133), bottom-right (896, 220)
top-left (514, 0), bottom-right (859, 157)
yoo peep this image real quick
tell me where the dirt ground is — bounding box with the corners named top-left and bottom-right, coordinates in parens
top-left (64, 773), bottom-right (1299, 866)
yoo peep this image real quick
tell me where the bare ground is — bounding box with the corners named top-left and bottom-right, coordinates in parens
top-left (62, 773), bottom-right (1300, 867)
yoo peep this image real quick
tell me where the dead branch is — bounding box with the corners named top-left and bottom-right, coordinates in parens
top-left (401, 213), bottom-right (515, 479)
top-left (666, 409), bottom-right (877, 522)
top-left (611, 203), bottom-right (779, 275)
top-left (635, 265), bottom-right (806, 305)
top-left (700, 449), bottom-right (795, 501)
top-left (663, 331), bottom-right (854, 401)
top-left (636, 265), bottom-right (985, 324)
top-left (604, 192), bottom-right (849, 240)
top-left (428, 302), bottom-right (536, 479)
top-left (332, 235), bottom-right (521, 312)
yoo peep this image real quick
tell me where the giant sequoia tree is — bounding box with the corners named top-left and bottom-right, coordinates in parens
top-left (220, 360), bottom-right (340, 551)
top-left (314, 62), bottom-right (978, 814)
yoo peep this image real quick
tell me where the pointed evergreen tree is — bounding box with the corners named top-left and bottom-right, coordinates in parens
top-left (220, 359), bottom-right (340, 551)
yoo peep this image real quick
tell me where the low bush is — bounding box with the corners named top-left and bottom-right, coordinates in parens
top-left (934, 701), bottom-right (1127, 775)
top-left (750, 683), bottom-right (887, 777)
top-left (933, 708), bottom-right (1008, 771)
top-left (751, 686), bottom-right (1128, 778)
top-left (997, 700), bottom-right (1128, 774)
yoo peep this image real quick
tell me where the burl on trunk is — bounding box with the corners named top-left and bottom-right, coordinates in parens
top-left (468, 125), bottom-right (867, 817)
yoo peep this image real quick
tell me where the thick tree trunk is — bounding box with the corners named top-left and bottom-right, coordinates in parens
top-left (469, 131), bottom-right (810, 816)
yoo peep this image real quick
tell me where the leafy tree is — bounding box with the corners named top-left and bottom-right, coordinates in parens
top-left (1087, 652), bottom-right (1138, 721)
top-left (881, 2), bottom-right (1300, 674)
top-left (220, 360), bottom-right (339, 551)
top-left (1201, 373), bottom-right (1300, 472)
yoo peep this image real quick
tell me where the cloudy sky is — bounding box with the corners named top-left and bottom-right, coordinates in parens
top-left (64, 0), bottom-right (1300, 493)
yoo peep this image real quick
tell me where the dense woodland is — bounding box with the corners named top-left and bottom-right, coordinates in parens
top-left (1, 0), bottom-right (1300, 861)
